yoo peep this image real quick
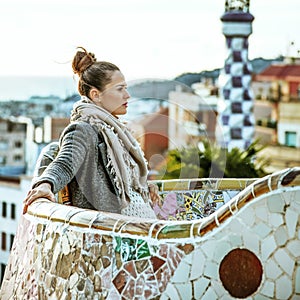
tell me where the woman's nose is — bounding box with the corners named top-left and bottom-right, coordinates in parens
top-left (124, 90), bottom-right (130, 99)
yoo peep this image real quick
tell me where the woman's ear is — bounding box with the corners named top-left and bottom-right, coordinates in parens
top-left (89, 88), bottom-right (101, 102)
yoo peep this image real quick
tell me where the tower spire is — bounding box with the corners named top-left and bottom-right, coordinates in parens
top-left (216, 0), bottom-right (255, 150)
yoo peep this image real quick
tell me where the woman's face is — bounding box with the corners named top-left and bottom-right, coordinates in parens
top-left (97, 70), bottom-right (130, 116)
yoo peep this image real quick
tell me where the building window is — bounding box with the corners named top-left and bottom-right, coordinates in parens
top-left (1, 232), bottom-right (6, 251)
top-left (1, 263), bottom-right (6, 286)
top-left (10, 234), bottom-right (15, 250)
top-left (14, 141), bottom-right (22, 148)
top-left (13, 154), bottom-right (22, 162)
top-left (11, 204), bottom-right (16, 220)
top-left (2, 202), bottom-right (7, 218)
top-left (285, 131), bottom-right (297, 147)
top-left (0, 156), bottom-right (6, 165)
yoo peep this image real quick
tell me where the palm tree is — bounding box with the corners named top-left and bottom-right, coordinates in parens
top-left (158, 140), bottom-right (269, 179)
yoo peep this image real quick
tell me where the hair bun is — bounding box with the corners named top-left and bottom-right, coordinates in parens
top-left (72, 47), bottom-right (97, 75)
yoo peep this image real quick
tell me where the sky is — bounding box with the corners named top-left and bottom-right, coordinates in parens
top-left (1, 0), bottom-right (300, 81)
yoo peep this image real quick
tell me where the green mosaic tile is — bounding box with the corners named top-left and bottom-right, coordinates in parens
top-left (115, 237), bottom-right (151, 262)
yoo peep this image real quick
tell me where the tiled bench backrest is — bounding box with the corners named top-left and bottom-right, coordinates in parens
top-left (152, 178), bottom-right (256, 220)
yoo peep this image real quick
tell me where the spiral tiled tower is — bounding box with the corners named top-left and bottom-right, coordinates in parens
top-left (216, 1), bottom-right (255, 150)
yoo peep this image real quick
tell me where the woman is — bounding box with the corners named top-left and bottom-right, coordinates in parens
top-left (23, 47), bottom-right (159, 219)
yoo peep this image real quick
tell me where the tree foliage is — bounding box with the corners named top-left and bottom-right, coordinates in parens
top-left (158, 140), bottom-right (269, 179)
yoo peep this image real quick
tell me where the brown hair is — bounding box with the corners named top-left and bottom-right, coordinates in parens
top-left (72, 47), bottom-right (120, 96)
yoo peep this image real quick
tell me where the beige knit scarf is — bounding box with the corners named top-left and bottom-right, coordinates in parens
top-left (70, 96), bottom-right (149, 209)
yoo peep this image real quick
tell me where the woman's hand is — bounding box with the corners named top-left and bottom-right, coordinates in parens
top-left (23, 182), bottom-right (56, 214)
top-left (148, 183), bottom-right (162, 207)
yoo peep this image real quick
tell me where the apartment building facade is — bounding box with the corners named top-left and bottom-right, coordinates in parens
top-left (0, 119), bottom-right (27, 176)
top-left (0, 176), bottom-right (31, 286)
top-left (253, 63), bottom-right (300, 146)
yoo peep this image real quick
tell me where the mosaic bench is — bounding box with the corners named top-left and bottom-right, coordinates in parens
top-left (0, 167), bottom-right (300, 299)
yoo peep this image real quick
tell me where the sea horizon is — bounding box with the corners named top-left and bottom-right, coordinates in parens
top-left (0, 75), bottom-right (78, 101)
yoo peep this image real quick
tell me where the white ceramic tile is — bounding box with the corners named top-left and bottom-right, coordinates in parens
top-left (213, 241), bottom-right (231, 262)
top-left (190, 248), bottom-right (205, 281)
top-left (294, 190), bottom-right (300, 204)
top-left (176, 282), bottom-right (193, 300)
top-left (287, 240), bottom-right (300, 258)
top-left (255, 205), bottom-right (269, 221)
top-left (286, 207), bottom-right (298, 239)
top-left (290, 200), bottom-right (300, 217)
top-left (274, 248), bottom-right (295, 276)
top-left (243, 231), bottom-right (259, 253)
top-left (69, 273), bottom-right (79, 289)
top-left (265, 258), bottom-right (283, 280)
top-left (158, 293), bottom-right (169, 300)
top-left (274, 226), bottom-right (288, 247)
top-left (240, 206), bottom-right (256, 227)
top-left (279, 189), bottom-right (293, 206)
top-left (210, 279), bottom-right (226, 297)
top-left (228, 234), bottom-right (243, 248)
top-left (295, 266), bottom-right (300, 294)
top-left (61, 234), bottom-right (71, 255)
top-left (275, 274), bottom-right (293, 300)
top-left (203, 261), bottom-right (219, 280)
top-left (219, 294), bottom-right (235, 300)
top-left (267, 193), bottom-right (285, 213)
top-left (201, 286), bottom-right (218, 300)
top-left (193, 277), bottom-right (210, 300)
top-left (50, 244), bottom-right (61, 273)
top-left (201, 240), bottom-right (218, 260)
top-left (165, 283), bottom-right (180, 300)
top-left (44, 235), bottom-right (54, 252)
top-left (260, 280), bottom-right (275, 298)
top-left (269, 213), bottom-right (284, 228)
top-left (253, 295), bottom-right (271, 300)
top-left (227, 218), bottom-right (246, 234)
top-left (261, 235), bottom-right (277, 261)
top-left (253, 222), bottom-right (272, 239)
top-left (67, 231), bottom-right (78, 247)
top-left (184, 251), bottom-right (193, 264)
top-left (171, 261), bottom-right (191, 283)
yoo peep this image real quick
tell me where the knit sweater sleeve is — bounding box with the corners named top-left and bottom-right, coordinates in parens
top-left (32, 122), bottom-right (96, 194)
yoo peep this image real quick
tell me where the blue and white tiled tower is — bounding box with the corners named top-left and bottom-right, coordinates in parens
top-left (216, 0), bottom-right (255, 150)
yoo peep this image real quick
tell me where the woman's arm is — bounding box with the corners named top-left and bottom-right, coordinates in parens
top-left (32, 122), bottom-right (93, 193)
top-left (23, 122), bottom-right (95, 213)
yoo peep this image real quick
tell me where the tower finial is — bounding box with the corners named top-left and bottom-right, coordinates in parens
top-left (225, 0), bottom-right (250, 13)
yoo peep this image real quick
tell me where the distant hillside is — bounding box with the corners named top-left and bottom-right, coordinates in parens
top-left (128, 79), bottom-right (192, 100)
top-left (174, 57), bottom-right (283, 87)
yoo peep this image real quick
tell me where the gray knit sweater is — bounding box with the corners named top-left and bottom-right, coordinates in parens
top-left (32, 121), bottom-right (121, 214)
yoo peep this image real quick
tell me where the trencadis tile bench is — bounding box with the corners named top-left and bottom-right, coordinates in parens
top-left (1, 167), bottom-right (299, 299)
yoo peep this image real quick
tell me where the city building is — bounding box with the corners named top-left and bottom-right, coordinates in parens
top-left (168, 84), bottom-right (218, 150)
top-left (0, 119), bottom-right (27, 176)
top-left (253, 63), bottom-right (300, 171)
top-left (0, 176), bottom-right (31, 285)
top-left (254, 64), bottom-right (300, 146)
top-left (132, 106), bottom-right (169, 171)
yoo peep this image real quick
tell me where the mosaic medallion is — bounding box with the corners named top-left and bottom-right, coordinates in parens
top-left (219, 248), bottom-right (263, 298)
